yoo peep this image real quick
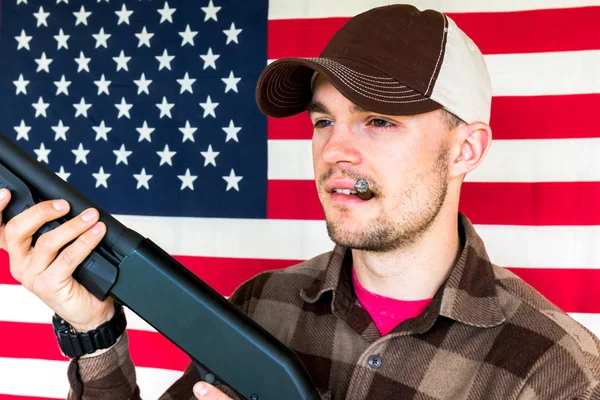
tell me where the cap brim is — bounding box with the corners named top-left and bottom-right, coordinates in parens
top-left (255, 57), bottom-right (443, 118)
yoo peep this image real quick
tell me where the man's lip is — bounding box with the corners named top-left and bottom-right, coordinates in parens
top-left (324, 179), bottom-right (360, 193)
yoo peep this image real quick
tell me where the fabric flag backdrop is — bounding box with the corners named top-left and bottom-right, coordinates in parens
top-left (0, 0), bottom-right (598, 398)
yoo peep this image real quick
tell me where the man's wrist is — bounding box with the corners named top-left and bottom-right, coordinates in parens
top-left (71, 306), bottom-right (116, 334)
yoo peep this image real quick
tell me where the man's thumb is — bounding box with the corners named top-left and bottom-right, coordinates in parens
top-left (193, 382), bottom-right (231, 399)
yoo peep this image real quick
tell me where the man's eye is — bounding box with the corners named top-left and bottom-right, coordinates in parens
top-left (369, 119), bottom-right (394, 128)
top-left (314, 120), bottom-right (332, 128)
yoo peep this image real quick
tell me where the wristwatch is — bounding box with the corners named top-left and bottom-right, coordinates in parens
top-left (52, 302), bottom-right (127, 358)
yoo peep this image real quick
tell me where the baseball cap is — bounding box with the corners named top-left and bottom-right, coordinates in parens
top-left (255, 4), bottom-right (492, 124)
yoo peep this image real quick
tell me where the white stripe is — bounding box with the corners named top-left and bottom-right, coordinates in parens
top-left (268, 138), bottom-right (600, 182)
top-left (268, 0), bottom-right (600, 19)
top-left (570, 313), bottom-right (600, 339)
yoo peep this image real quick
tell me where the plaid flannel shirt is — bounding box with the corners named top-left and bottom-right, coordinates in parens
top-left (66, 212), bottom-right (600, 399)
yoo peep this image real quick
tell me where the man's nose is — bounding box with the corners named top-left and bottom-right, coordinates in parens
top-left (320, 123), bottom-right (362, 166)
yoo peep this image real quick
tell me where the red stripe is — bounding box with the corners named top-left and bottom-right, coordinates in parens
top-left (268, 7), bottom-right (600, 59)
top-left (267, 94), bottom-right (600, 140)
top-left (267, 180), bottom-right (600, 226)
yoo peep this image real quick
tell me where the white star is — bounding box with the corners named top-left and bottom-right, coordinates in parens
top-left (156, 49), bottom-right (175, 71)
top-left (32, 97), bottom-right (50, 118)
top-left (92, 167), bottom-right (111, 188)
top-left (51, 120), bottom-right (69, 141)
top-left (15, 30), bottom-right (33, 50)
top-left (134, 73), bottom-right (152, 94)
top-left (201, 0), bottom-right (221, 22)
top-left (179, 120), bottom-right (197, 142)
top-left (113, 144), bottom-right (132, 165)
top-left (115, 4), bottom-right (133, 25)
top-left (136, 121), bottom-right (155, 142)
top-left (14, 120), bottom-right (31, 141)
top-left (93, 27), bottom-right (111, 48)
top-left (35, 52), bottom-right (53, 73)
top-left (72, 143), bottom-right (90, 164)
top-left (54, 28), bottom-right (70, 50)
top-left (223, 169), bottom-right (243, 191)
top-left (200, 144), bottom-right (219, 167)
top-left (177, 72), bottom-right (196, 94)
top-left (93, 121), bottom-right (112, 141)
top-left (222, 71), bottom-right (241, 93)
top-left (113, 50), bottom-right (131, 71)
top-left (177, 169), bottom-right (197, 190)
top-left (54, 75), bottom-right (71, 95)
top-left (199, 95), bottom-right (219, 118)
top-left (74, 51), bottom-right (91, 72)
top-left (133, 168), bottom-right (153, 190)
top-left (157, 144), bottom-right (176, 166)
top-left (200, 48), bottom-right (220, 70)
top-left (156, 97), bottom-right (174, 119)
top-left (13, 74), bottom-right (29, 95)
top-left (179, 24), bottom-right (197, 46)
top-left (73, 5), bottom-right (92, 26)
top-left (56, 166), bottom-right (71, 182)
top-left (17, 0), bottom-right (27, 5)
top-left (73, 97), bottom-right (92, 118)
top-left (223, 22), bottom-right (242, 45)
top-left (222, 120), bottom-right (242, 143)
top-left (115, 97), bottom-right (133, 119)
top-left (157, 1), bottom-right (176, 23)
top-left (94, 74), bottom-right (111, 95)
top-left (33, 6), bottom-right (50, 27)
top-left (135, 26), bottom-right (154, 48)
top-left (34, 143), bottom-right (51, 164)
top-left (57, 0), bottom-right (68, 4)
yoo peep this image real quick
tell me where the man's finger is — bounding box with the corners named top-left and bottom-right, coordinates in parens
top-left (193, 382), bottom-right (232, 400)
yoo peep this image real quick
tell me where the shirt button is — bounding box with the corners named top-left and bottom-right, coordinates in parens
top-left (368, 354), bottom-right (382, 369)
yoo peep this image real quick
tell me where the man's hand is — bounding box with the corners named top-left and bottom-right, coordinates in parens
top-left (193, 382), bottom-right (233, 400)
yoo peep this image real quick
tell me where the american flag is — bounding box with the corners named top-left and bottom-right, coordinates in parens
top-left (0, 0), bottom-right (598, 398)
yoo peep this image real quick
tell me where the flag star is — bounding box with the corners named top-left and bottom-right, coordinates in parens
top-left (115, 97), bottom-right (133, 119)
top-left (54, 28), bottom-right (70, 50)
top-left (178, 169), bottom-right (197, 190)
top-left (156, 97), bottom-right (174, 119)
top-left (179, 24), bottom-right (197, 46)
top-left (57, 0), bottom-right (68, 4)
top-left (72, 143), bottom-right (90, 164)
top-left (51, 120), bottom-right (70, 141)
top-left (177, 72), bottom-right (196, 94)
top-left (179, 120), bottom-right (197, 142)
top-left (199, 95), bottom-right (219, 118)
top-left (56, 166), bottom-right (71, 182)
top-left (17, 0), bottom-right (27, 4)
top-left (222, 71), bottom-right (241, 93)
top-left (94, 74), bottom-right (111, 95)
top-left (222, 120), bottom-right (242, 143)
top-left (157, 1), bottom-right (176, 23)
top-left (93, 121), bottom-right (112, 141)
top-left (14, 120), bottom-right (31, 141)
top-left (74, 51), bottom-right (91, 72)
top-left (113, 50), bottom-right (131, 71)
top-left (33, 6), bottom-right (50, 27)
top-left (223, 22), bottom-right (242, 44)
top-left (54, 75), bottom-right (71, 95)
top-left (223, 169), bottom-right (243, 191)
top-left (15, 30), bottom-right (33, 50)
top-left (200, 144), bottom-right (219, 167)
top-left (92, 167), bottom-right (111, 188)
top-left (201, 0), bottom-right (221, 22)
top-left (93, 27), bottom-right (111, 48)
top-left (73, 97), bottom-right (92, 118)
top-left (135, 26), bottom-right (154, 48)
top-left (113, 144), bottom-right (132, 165)
top-left (156, 49), bottom-right (175, 71)
top-left (35, 52), bottom-right (53, 73)
top-left (157, 144), bottom-right (176, 166)
top-left (200, 48), bottom-right (220, 70)
top-left (13, 74), bottom-right (29, 95)
top-left (32, 97), bottom-right (50, 118)
top-left (136, 121), bottom-right (155, 142)
top-left (34, 143), bottom-right (51, 164)
top-left (115, 4), bottom-right (133, 25)
top-left (73, 6), bottom-right (92, 26)
top-left (134, 73), bottom-right (152, 94)
top-left (133, 168), bottom-right (153, 190)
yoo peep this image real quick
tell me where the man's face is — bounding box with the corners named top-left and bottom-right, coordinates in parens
top-left (310, 75), bottom-right (452, 252)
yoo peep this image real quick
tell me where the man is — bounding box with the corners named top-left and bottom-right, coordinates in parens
top-left (1, 4), bottom-right (599, 399)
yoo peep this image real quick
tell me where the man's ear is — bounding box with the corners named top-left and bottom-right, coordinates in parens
top-left (450, 122), bottom-right (492, 179)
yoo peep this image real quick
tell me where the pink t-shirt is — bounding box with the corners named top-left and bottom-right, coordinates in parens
top-left (352, 266), bottom-right (432, 336)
